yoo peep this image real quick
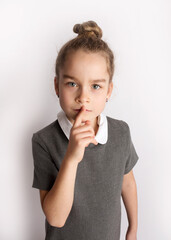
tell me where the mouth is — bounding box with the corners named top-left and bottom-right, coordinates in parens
top-left (74, 109), bottom-right (92, 112)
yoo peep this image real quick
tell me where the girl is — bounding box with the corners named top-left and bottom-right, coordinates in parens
top-left (32, 20), bottom-right (139, 240)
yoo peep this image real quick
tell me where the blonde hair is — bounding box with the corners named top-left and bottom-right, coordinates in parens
top-left (55, 20), bottom-right (114, 83)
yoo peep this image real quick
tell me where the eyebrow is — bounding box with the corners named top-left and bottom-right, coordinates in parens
top-left (62, 74), bottom-right (107, 83)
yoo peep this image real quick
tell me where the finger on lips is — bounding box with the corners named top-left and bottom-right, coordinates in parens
top-left (73, 105), bottom-right (86, 128)
top-left (73, 105), bottom-right (98, 145)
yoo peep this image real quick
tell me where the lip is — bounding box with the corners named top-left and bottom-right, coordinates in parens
top-left (74, 109), bottom-right (92, 112)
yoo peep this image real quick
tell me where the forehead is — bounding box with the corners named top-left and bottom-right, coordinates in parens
top-left (61, 49), bottom-right (109, 79)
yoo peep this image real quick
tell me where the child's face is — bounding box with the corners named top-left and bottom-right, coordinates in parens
top-left (55, 49), bottom-right (113, 126)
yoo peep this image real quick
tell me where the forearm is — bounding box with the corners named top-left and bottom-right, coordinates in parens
top-left (43, 156), bottom-right (79, 227)
top-left (121, 180), bottom-right (138, 232)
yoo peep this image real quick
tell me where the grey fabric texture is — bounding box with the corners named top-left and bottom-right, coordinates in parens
top-left (32, 116), bottom-right (139, 240)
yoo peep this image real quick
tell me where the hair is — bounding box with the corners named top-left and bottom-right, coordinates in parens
top-left (55, 20), bottom-right (115, 84)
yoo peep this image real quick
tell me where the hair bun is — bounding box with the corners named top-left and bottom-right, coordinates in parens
top-left (73, 20), bottom-right (103, 39)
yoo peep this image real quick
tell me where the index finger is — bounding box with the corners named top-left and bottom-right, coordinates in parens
top-left (73, 105), bottom-right (87, 128)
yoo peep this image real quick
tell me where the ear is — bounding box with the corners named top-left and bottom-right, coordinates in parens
top-left (54, 76), bottom-right (59, 97)
top-left (107, 82), bottom-right (113, 99)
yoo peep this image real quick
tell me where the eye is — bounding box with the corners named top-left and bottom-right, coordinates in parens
top-left (67, 82), bottom-right (77, 87)
top-left (66, 82), bottom-right (101, 90)
top-left (92, 84), bottom-right (101, 90)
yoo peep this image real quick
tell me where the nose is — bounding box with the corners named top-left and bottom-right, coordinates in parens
top-left (76, 87), bottom-right (90, 103)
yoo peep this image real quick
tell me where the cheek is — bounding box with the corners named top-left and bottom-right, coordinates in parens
top-left (60, 85), bottom-right (74, 95)
top-left (59, 89), bottom-right (73, 105)
top-left (92, 95), bottom-right (106, 109)
top-left (93, 91), bottom-right (107, 101)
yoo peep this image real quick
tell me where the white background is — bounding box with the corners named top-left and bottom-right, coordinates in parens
top-left (0, 0), bottom-right (171, 239)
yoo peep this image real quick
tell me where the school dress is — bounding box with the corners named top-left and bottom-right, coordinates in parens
top-left (32, 110), bottom-right (139, 240)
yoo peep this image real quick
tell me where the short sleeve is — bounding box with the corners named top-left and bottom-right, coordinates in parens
top-left (124, 123), bottom-right (139, 175)
top-left (31, 133), bottom-right (58, 191)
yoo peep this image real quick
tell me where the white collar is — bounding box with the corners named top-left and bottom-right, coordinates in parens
top-left (57, 110), bottom-right (108, 144)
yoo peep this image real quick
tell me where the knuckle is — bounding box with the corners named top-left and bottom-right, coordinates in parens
top-left (90, 131), bottom-right (94, 136)
top-left (72, 128), bottom-right (78, 136)
top-left (87, 125), bottom-right (93, 131)
top-left (71, 129), bottom-right (76, 135)
top-left (90, 129), bottom-right (94, 135)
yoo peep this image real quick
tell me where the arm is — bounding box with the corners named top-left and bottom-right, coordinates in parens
top-left (37, 106), bottom-right (96, 228)
top-left (41, 156), bottom-right (79, 228)
top-left (121, 170), bottom-right (138, 238)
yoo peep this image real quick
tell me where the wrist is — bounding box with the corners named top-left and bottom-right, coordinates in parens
top-left (128, 225), bottom-right (137, 234)
top-left (63, 154), bottom-right (79, 166)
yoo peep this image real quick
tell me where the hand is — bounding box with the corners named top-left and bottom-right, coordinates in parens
top-left (125, 227), bottom-right (137, 240)
top-left (65, 105), bottom-right (98, 163)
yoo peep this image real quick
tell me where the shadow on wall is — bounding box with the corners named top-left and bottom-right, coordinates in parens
top-left (23, 129), bottom-right (46, 240)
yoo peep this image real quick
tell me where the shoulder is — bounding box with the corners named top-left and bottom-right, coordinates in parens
top-left (106, 116), bottom-right (132, 148)
top-left (32, 119), bottom-right (58, 143)
top-left (106, 115), bottom-right (130, 134)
